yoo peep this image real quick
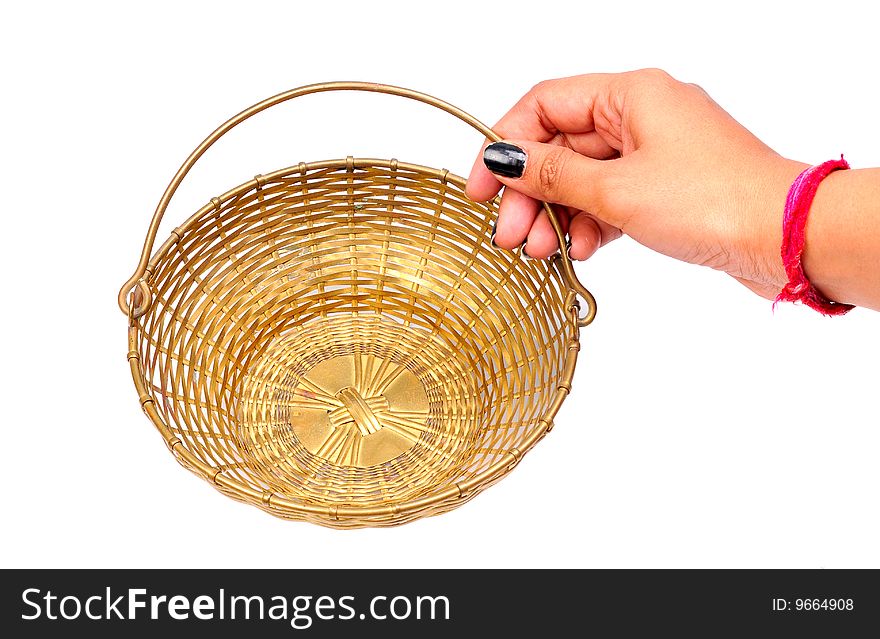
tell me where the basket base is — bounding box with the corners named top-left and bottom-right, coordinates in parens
top-left (273, 351), bottom-right (429, 468)
top-left (235, 315), bottom-right (485, 505)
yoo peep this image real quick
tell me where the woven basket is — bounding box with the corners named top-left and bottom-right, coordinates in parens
top-left (119, 82), bottom-right (596, 528)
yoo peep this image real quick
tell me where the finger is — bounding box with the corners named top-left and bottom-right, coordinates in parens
top-left (555, 205), bottom-right (574, 236)
top-left (520, 208), bottom-right (615, 262)
top-left (467, 74), bottom-right (623, 203)
top-left (466, 128), bottom-right (618, 203)
top-left (568, 212), bottom-right (604, 261)
top-left (494, 187), bottom-right (541, 249)
top-left (466, 139), bottom-right (502, 201)
top-left (482, 139), bottom-right (620, 228)
top-left (494, 75), bottom-right (618, 142)
top-left (524, 211), bottom-right (561, 259)
top-left (549, 130), bottom-right (619, 160)
top-left (570, 212), bottom-right (624, 260)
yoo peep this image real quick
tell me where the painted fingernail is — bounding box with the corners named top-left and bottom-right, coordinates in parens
top-left (483, 142), bottom-right (526, 178)
top-left (490, 221), bottom-right (498, 248)
top-left (521, 241), bottom-right (535, 260)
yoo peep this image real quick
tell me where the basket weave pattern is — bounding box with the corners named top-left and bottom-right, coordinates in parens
top-left (122, 85), bottom-right (589, 528)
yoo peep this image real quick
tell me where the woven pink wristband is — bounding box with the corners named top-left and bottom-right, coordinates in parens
top-left (774, 156), bottom-right (855, 316)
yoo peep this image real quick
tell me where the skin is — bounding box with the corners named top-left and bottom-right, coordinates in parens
top-left (466, 69), bottom-right (880, 312)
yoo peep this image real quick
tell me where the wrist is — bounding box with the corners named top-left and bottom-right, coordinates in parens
top-left (801, 166), bottom-right (877, 309)
top-left (742, 156), bottom-right (809, 293)
top-left (748, 158), bottom-right (877, 311)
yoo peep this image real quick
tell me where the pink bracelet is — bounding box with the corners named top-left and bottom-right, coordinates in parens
top-left (774, 156), bottom-right (855, 316)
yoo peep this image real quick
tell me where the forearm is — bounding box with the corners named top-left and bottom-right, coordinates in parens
top-left (802, 167), bottom-right (880, 311)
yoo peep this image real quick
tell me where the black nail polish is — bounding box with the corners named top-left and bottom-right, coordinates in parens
top-left (483, 142), bottom-right (526, 178)
top-left (490, 221), bottom-right (498, 248)
top-left (521, 241), bottom-right (535, 260)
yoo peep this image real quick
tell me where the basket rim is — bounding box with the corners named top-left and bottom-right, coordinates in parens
top-left (127, 157), bottom-right (584, 526)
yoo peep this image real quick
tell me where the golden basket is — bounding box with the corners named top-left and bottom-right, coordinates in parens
top-left (118, 82), bottom-right (596, 528)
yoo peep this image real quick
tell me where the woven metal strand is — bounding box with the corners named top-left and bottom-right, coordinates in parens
top-left (128, 160), bottom-right (581, 527)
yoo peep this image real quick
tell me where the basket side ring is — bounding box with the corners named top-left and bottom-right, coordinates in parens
top-left (117, 81), bottom-right (596, 322)
top-left (124, 279), bottom-right (152, 321)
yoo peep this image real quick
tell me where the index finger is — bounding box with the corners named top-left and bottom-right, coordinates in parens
top-left (465, 73), bottom-right (618, 201)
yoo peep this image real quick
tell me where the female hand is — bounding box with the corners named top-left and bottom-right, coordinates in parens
top-left (466, 69), bottom-right (879, 308)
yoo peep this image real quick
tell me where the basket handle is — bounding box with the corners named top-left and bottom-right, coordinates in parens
top-left (118, 81), bottom-right (596, 326)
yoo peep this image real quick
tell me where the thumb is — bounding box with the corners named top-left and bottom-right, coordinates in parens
top-left (482, 140), bottom-right (613, 223)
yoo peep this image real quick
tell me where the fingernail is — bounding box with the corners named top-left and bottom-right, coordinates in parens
top-left (490, 221), bottom-right (498, 248)
top-left (483, 142), bottom-right (526, 178)
top-left (521, 241), bottom-right (535, 260)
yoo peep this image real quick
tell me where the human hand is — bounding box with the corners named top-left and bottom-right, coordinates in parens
top-left (466, 69), bottom-right (809, 301)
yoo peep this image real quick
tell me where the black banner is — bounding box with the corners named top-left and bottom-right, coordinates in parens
top-left (2, 570), bottom-right (877, 637)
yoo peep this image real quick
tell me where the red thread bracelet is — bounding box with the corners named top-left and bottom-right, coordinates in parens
top-left (774, 156), bottom-right (855, 316)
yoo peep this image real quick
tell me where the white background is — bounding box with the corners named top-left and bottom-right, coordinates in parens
top-left (1, 0), bottom-right (877, 568)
